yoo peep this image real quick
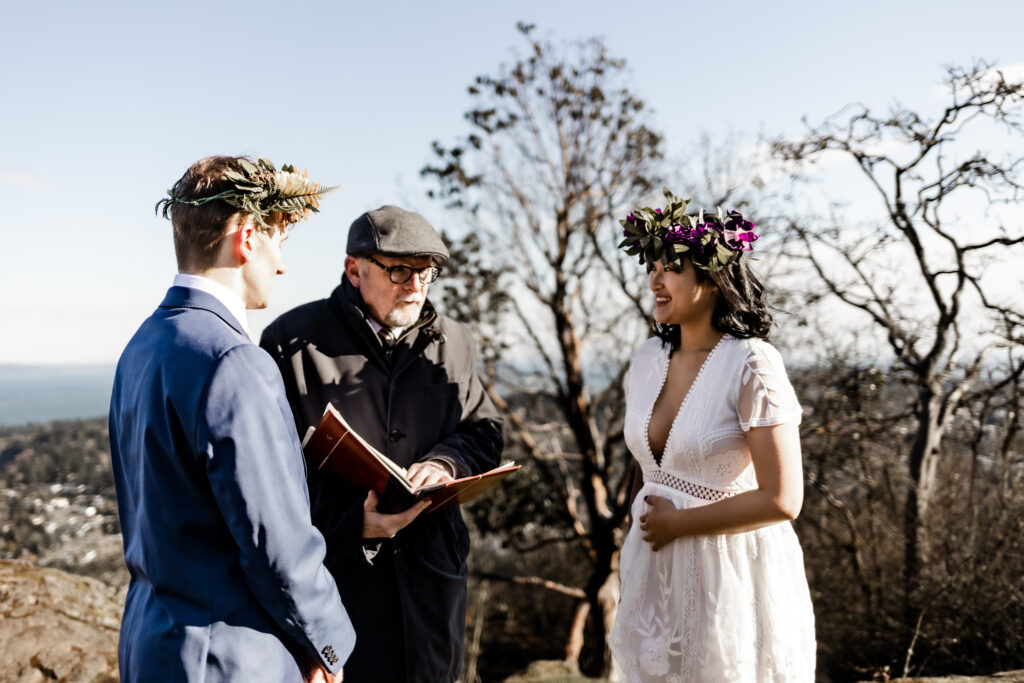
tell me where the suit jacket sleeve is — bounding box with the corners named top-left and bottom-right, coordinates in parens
top-left (258, 324), bottom-right (369, 557)
top-left (197, 343), bottom-right (356, 673)
top-left (422, 342), bottom-right (504, 477)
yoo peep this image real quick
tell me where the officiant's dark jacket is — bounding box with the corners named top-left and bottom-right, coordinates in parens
top-left (109, 286), bottom-right (355, 682)
top-left (260, 277), bottom-right (503, 683)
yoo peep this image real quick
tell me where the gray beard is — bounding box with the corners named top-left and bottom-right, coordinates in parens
top-left (383, 302), bottom-right (424, 329)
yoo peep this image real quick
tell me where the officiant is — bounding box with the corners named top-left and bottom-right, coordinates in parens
top-left (260, 205), bottom-right (504, 683)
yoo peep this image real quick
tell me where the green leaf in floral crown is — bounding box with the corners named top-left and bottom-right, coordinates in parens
top-left (715, 242), bottom-right (734, 263)
top-left (652, 240), bottom-right (664, 261)
top-left (670, 204), bottom-right (687, 223)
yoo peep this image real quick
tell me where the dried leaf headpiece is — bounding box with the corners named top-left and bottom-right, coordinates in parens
top-left (156, 157), bottom-right (338, 227)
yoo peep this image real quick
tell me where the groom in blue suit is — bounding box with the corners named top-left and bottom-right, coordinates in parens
top-left (109, 156), bottom-right (355, 682)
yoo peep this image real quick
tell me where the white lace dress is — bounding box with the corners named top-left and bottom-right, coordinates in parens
top-left (609, 335), bottom-right (816, 682)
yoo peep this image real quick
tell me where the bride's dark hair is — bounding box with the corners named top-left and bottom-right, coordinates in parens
top-left (653, 256), bottom-right (772, 352)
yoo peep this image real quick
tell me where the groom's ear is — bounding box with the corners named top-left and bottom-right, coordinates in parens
top-left (233, 218), bottom-right (257, 265)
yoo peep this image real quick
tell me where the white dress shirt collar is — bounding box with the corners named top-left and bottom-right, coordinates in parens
top-left (173, 273), bottom-right (249, 336)
top-left (364, 315), bottom-right (405, 341)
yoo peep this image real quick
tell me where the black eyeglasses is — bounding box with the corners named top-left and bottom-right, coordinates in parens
top-left (365, 255), bottom-right (441, 285)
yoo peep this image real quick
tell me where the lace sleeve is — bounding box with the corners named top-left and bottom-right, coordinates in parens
top-left (736, 341), bottom-right (802, 432)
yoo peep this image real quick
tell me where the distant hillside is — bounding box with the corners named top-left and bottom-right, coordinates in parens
top-left (0, 418), bottom-right (125, 589)
top-left (0, 364), bottom-right (114, 426)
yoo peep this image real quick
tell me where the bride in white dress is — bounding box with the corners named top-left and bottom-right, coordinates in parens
top-left (609, 192), bottom-right (816, 682)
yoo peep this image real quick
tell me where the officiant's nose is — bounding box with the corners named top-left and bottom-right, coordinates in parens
top-left (403, 273), bottom-right (427, 293)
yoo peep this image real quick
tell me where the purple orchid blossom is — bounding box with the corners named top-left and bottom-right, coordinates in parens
top-left (722, 213), bottom-right (759, 252)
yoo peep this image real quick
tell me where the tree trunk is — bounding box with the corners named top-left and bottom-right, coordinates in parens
top-left (903, 390), bottom-right (943, 623)
top-left (597, 560), bottom-right (621, 680)
top-left (564, 536), bottom-right (619, 676)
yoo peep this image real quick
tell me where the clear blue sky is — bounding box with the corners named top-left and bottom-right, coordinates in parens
top-left (2, 0), bottom-right (1022, 364)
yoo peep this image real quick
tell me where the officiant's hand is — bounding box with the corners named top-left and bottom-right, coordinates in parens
top-left (362, 490), bottom-right (430, 539)
top-left (639, 495), bottom-right (682, 551)
top-left (407, 460), bottom-right (455, 490)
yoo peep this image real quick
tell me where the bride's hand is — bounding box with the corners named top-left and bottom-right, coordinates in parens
top-left (639, 495), bottom-right (682, 551)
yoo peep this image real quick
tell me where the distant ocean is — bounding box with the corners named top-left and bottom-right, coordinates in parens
top-left (0, 365), bottom-right (114, 426)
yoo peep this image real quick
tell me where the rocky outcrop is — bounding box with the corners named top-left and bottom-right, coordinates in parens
top-left (0, 559), bottom-right (123, 682)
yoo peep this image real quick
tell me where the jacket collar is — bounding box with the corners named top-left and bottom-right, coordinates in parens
top-left (159, 286), bottom-right (248, 338)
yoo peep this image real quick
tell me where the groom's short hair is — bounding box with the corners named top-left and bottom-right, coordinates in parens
top-left (164, 156), bottom-right (251, 271)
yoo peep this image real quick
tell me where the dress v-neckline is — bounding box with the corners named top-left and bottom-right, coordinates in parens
top-left (645, 335), bottom-right (727, 467)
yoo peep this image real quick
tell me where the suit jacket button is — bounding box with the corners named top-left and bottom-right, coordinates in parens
top-left (389, 429), bottom-right (403, 442)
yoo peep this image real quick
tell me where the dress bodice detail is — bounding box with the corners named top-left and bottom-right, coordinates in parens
top-left (624, 335), bottom-right (802, 496)
top-left (645, 335), bottom-right (726, 467)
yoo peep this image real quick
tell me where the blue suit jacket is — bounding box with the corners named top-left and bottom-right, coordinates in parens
top-left (109, 286), bottom-right (355, 682)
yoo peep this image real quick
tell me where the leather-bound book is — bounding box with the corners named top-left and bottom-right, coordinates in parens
top-left (302, 403), bottom-right (519, 513)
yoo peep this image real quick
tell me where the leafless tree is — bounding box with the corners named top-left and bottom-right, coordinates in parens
top-left (421, 22), bottom-right (664, 675)
top-left (771, 60), bottom-right (1024, 638)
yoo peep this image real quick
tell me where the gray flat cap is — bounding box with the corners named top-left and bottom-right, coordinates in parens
top-left (346, 205), bottom-right (450, 264)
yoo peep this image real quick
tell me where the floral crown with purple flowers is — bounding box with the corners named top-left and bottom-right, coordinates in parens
top-left (618, 188), bottom-right (759, 273)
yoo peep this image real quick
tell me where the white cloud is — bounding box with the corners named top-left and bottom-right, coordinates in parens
top-left (979, 61), bottom-right (1024, 87)
top-left (932, 61), bottom-right (1024, 97)
top-left (0, 169), bottom-right (47, 190)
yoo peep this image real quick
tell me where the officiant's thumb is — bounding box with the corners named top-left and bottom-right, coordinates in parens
top-left (364, 490), bottom-right (379, 513)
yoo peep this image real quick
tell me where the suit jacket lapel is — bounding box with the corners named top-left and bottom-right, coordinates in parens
top-left (160, 286), bottom-right (249, 338)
